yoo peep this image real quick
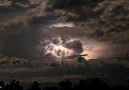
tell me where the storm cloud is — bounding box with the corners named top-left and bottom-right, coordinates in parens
top-left (0, 0), bottom-right (129, 58)
top-left (0, 16), bottom-right (55, 58)
top-left (40, 37), bottom-right (83, 58)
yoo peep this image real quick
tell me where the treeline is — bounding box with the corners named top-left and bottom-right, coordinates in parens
top-left (0, 77), bottom-right (129, 90)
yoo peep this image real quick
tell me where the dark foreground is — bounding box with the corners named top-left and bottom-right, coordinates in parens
top-left (0, 77), bottom-right (129, 90)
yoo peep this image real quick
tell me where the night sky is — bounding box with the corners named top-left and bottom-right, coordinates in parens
top-left (0, 0), bottom-right (129, 87)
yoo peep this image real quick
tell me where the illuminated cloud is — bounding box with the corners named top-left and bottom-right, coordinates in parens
top-left (40, 37), bottom-right (83, 58)
top-left (49, 22), bottom-right (75, 28)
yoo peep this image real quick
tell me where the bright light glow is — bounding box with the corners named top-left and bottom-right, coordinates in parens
top-left (81, 40), bottom-right (122, 60)
top-left (49, 22), bottom-right (75, 28)
top-left (40, 37), bottom-right (83, 58)
top-left (44, 42), bottom-right (74, 58)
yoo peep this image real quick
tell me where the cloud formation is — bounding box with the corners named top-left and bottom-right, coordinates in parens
top-left (40, 37), bottom-right (83, 58)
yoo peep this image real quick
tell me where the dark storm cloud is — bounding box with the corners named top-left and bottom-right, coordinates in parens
top-left (0, 20), bottom-right (54, 58)
top-left (0, 0), bottom-right (129, 58)
top-left (0, 21), bottom-right (24, 38)
top-left (0, 8), bottom-right (56, 58)
top-left (0, 0), bottom-right (61, 58)
top-left (46, 0), bottom-right (102, 9)
top-left (26, 15), bottom-right (56, 26)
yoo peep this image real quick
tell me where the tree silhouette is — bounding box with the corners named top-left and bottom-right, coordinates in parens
top-left (27, 81), bottom-right (41, 90)
top-left (58, 79), bottom-right (72, 90)
top-left (9, 79), bottom-right (23, 90)
top-left (0, 77), bottom-right (128, 90)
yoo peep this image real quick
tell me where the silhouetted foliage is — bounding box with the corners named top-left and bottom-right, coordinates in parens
top-left (27, 81), bottom-right (41, 90)
top-left (1, 77), bottom-right (129, 90)
top-left (58, 79), bottom-right (72, 90)
top-left (0, 79), bottom-right (23, 90)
